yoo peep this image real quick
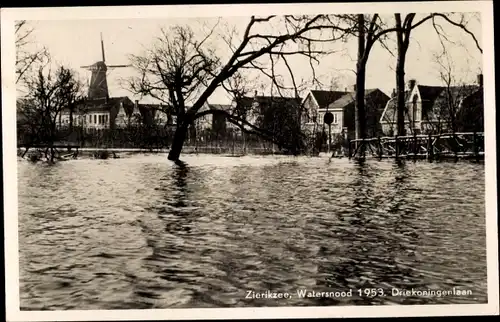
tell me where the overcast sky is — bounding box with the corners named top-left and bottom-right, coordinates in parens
top-left (22, 12), bottom-right (483, 105)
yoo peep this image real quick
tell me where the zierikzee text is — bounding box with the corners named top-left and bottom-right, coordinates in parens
top-left (245, 290), bottom-right (291, 299)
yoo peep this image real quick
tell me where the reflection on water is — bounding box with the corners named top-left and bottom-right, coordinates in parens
top-left (17, 154), bottom-right (487, 310)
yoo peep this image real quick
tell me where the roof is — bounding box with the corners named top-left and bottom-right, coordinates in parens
top-left (423, 85), bottom-right (480, 120)
top-left (327, 89), bottom-right (379, 110)
top-left (310, 90), bottom-right (348, 108)
top-left (233, 96), bottom-right (255, 109)
top-left (380, 84), bottom-right (481, 124)
top-left (77, 96), bottom-right (134, 113)
top-left (380, 91), bottom-right (411, 123)
top-left (255, 95), bottom-right (302, 105)
top-left (233, 95), bottom-right (302, 112)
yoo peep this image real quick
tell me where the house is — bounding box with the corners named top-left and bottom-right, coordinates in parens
top-left (228, 95), bottom-right (259, 129)
top-left (207, 104), bottom-right (232, 134)
top-left (380, 74), bottom-right (484, 135)
top-left (229, 94), bottom-right (303, 133)
top-left (57, 97), bottom-right (182, 130)
top-left (301, 87), bottom-right (390, 140)
top-left (301, 89), bottom-right (351, 128)
top-left (57, 96), bottom-right (136, 130)
top-left (231, 93), bottom-right (302, 125)
top-left (325, 88), bottom-right (390, 140)
top-left (200, 92), bottom-right (303, 150)
top-left (150, 105), bottom-right (171, 125)
top-left (190, 102), bottom-right (220, 131)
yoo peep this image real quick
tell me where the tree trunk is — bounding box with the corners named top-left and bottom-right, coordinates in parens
top-left (356, 65), bottom-right (367, 141)
top-left (50, 146), bottom-right (55, 163)
top-left (395, 14), bottom-right (407, 137)
top-left (355, 14), bottom-right (367, 148)
top-left (168, 123), bottom-right (188, 161)
top-left (396, 44), bottom-right (407, 136)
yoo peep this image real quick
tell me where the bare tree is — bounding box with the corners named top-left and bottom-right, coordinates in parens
top-left (393, 12), bottom-right (482, 136)
top-left (15, 20), bottom-right (49, 85)
top-left (129, 16), bottom-right (354, 161)
top-left (21, 61), bottom-right (83, 162)
top-left (334, 12), bottom-right (481, 147)
top-left (429, 49), bottom-right (481, 134)
top-left (334, 14), bottom-right (397, 145)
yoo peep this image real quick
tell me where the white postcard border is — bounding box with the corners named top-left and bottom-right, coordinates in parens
top-left (2, 1), bottom-right (498, 321)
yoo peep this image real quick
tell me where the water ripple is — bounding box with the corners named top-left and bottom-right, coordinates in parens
top-left (17, 154), bottom-right (487, 309)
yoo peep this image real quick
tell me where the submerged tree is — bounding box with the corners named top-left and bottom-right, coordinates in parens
top-left (20, 60), bottom-right (83, 162)
top-left (129, 16), bottom-right (354, 161)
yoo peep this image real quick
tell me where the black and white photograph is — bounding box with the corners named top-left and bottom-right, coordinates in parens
top-left (2, 1), bottom-right (498, 320)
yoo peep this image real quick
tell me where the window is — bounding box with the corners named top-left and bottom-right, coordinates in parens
top-left (412, 94), bottom-right (418, 129)
top-left (94, 115), bottom-right (97, 124)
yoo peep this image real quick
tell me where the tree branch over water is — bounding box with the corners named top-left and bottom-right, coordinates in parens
top-left (128, 15), bottom-right (355, 161)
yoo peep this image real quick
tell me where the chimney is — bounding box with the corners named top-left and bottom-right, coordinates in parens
top-left (392, 88), bottom-right (396, 98)
top-left (408, 79), bottom-right (416, 90)
top-left (477, 74), bottom-right (483, 87)
top-left (254, 90), bottom-right (258, 97)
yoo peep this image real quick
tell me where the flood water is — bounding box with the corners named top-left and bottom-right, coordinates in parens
top-left (17, 154), bottom-right (487, 310)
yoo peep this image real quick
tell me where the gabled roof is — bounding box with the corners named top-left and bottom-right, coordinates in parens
top-left (417, 85), bottom-right (444, 103)
top-left (309, 90), bottom-right (348, 109)
top-left (421, 85), bottom-right (480, 120)
top-left (137, 103), bottom-right (168, 119)
top-left (380, 84), bottom-right (482, 124)
top-left (233, 95), bottom-right (302, 111)
top-left (380, 91), bottom-right (411, 123)
top-left (327, 89), bottom-right (379, 110)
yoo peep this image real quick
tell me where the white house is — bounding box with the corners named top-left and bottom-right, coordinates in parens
top-left (300, 89), bottom-right (350, 134)
top-left (380, 75), bottom-right (483, 135)
top-left (56, 96), bottom-right (135, 130)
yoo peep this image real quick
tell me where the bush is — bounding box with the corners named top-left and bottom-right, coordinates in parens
top-left (94, 150), bottom-right (110, 159)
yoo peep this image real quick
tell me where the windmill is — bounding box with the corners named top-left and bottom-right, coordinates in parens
top-left (81, 33), bottom-right (130, 100)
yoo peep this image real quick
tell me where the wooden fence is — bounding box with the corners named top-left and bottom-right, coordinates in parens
top-left (348, 132), bottom-right (484, 161)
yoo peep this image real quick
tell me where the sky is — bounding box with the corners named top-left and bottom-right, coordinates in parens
top-left (20, 12), bottom-right (483, 105)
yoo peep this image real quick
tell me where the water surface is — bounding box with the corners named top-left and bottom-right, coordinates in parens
top-left (17, 154), bottom-right (487, 309)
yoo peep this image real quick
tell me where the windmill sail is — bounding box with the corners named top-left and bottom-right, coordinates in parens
top-left (101, 32), bottom-right (106, 63)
